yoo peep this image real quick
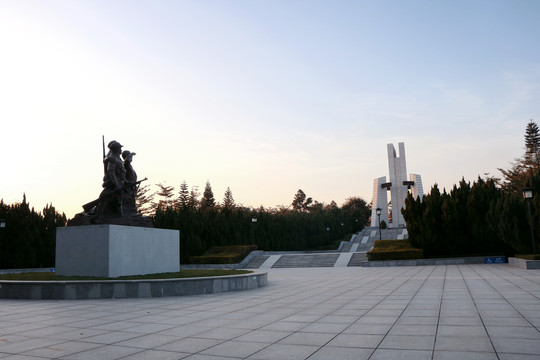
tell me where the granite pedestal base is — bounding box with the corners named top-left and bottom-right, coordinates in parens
top-left (56, 225), bottom-right (180, 277)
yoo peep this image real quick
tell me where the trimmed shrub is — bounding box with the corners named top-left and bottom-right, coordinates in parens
top-left (367, 248), bottom-right (424, 261)
top-left (515, 254), bottom-right (540, 260)
top-left (372, 239), bottom-right (413, 250)
top-left (189, 245), bottom-right (257, 264)
top-left (367, 239), bottom-right (423, 261)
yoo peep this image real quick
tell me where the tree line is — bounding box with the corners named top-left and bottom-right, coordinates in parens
top-left (403, 120), bottom-right (540, 257)
top-left (0, 184), bottom-right (370, 267)
top-left (0, 195), bottom-right (66, 269)
top-left (152, 184), bottom-right (371, 263)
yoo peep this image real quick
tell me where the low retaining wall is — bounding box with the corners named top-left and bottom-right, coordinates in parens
top-left (180, 251), bottom-right (264, 270)
top-left (508, 257), bottom-right (540, 270)
top-left (0, 272), bottom-right (267, 300)
top-left (362, 256), bottom-right (498, 267)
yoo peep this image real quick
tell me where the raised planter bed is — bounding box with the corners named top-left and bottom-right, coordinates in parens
top-left (0, 271), bottom-right (267, 300)
top-left (362, 256), bottom-right (503, 267)
top-left (508, 257), bottom-right (540, 270)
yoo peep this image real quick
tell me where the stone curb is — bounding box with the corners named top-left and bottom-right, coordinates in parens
top-left (0, 271), bottom-right (267, 300)
top-left (361, 256), bottom-right (498, 267)
top-left (508, 257), bottom-right (540, 269)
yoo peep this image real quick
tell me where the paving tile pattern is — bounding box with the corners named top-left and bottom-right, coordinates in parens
top-left (0, 264), bottom-right (539, 359)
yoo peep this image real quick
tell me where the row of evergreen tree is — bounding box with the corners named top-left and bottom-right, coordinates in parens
top-left (152, 187), bottom-right (371, 263)
top-left (403, 120), bottom-right (540, 257)
top-left (0, 196), bottom-right (66, 268)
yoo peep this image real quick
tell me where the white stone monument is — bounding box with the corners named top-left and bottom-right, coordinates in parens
top-left (370, 142), bottom-right (423, 228)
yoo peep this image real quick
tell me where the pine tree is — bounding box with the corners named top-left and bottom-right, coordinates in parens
top-left (188, 185), bottom-right (200, 209)
top-left (499, 119), bottom-right (540, 193)
top-left (291, 189), bottom-right (312, 212)
top-left (135, 184), bottom-right (154, 216)
top-left (154, 182), bottom-right (175, 210)
top-left (177, 180), bottom-right (189, 209)
top-left (524, 119), bottom-right (540, 170)
top-left (200, 181), bottom-right (215, 211)
top-left (222, 187), bottom-right (235, 210)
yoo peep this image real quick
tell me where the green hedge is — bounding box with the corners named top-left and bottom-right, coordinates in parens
top-left (515, 254), bottom-right (540, 260)
top-left (372, 239), bottom-right (413, 250)
top-left (367, 248), bottom-right (424, 261)
top-left (367, 239), bottom-right (423, 261)
top-left (189, 245), bottom-right (257, 264)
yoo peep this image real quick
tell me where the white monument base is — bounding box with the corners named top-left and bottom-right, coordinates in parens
top-left (56, 225), bottom-right (180, 277)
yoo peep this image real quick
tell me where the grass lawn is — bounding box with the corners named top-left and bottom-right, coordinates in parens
top-left (0, 269), bottom-right (253, 281)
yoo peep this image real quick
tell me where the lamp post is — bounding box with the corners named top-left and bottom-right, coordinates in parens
top-left (0, 219), bottom-right (5, 268)
top-left (376, 207), bottom-right (382, 241)
top-left (251, 216), bottom-right (257, 243)
top-left (326, 227), bottom-right (330, 244)
top-left (523, 188), bottom-right (536, 256)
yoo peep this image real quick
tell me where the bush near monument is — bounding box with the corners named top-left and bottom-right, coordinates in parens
top-left (189, 245), bottom-right (257, 264)
top-left (403, 174), bottom-right (538, 258)
top-left (402, 120), bottom-right (539, 259)
top-left (367, 239), bottom-right (423, 261)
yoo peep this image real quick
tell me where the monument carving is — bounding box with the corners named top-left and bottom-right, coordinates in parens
top-left (68, 138), bottom-right (153, 227)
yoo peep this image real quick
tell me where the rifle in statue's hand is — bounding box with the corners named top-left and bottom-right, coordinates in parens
top-left (82, 177), bottom-right (148, 212)
top-left (122, 177), bottom-right (148, 190)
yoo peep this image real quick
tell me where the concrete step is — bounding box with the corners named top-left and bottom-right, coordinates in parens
top-left (348, 253), bottom-right (368, 266)
top-left (260, 255), bottom-right (282, 269)
top-left (273, 253), bottom-right (340, 268)
top-left (334, 252), bottom-right (354, 267)
top-left (340, 242), bottom-right (353, 252)
top-left (244, 255), bottom-right (270, 269)
top-left (242, 252), bottom-right (370, 268)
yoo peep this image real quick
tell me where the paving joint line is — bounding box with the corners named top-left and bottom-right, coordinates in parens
top-left (458, 264), bottom-right (500, 360)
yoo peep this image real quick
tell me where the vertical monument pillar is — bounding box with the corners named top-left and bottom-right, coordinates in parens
top-left (371, 142), bottom-right (422, 228)
top-left (409, 174), bottom-right (424, 200)
top-left (387, 143), bottom-right (408, 227)
top-left (370, 177), bottom-right (390, 227)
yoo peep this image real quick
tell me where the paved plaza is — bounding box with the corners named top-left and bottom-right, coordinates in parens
top-left (1, 265), bottom-right (540, 360)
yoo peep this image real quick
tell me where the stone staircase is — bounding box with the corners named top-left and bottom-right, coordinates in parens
top-left (244, 255), bottom-right (270, 269)
top-left (244, 226), bottom-right (408, 269)
top-left (273, 253), bottom-right (340, 268)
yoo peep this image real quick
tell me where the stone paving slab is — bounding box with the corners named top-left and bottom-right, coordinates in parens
top-left (0, 264), bottom-right (539, 359)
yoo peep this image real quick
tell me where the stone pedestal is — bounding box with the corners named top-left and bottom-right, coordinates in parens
top-left (56, 225), bottom-right (180, 277)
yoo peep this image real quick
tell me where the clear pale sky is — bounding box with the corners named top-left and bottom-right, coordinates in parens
top-left (1, 0), bottom-right (539, 218)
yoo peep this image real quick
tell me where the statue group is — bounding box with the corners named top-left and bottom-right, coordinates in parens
top-left (68, 140), bottom-right (152, 227)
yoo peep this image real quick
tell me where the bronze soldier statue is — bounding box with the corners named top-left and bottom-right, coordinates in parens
top-left (122, 150), bottom-right (138, 216)
top-left (68, 138), bottom-right (151, 227)
top-left (97, 140), bottom-right (126, 218)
